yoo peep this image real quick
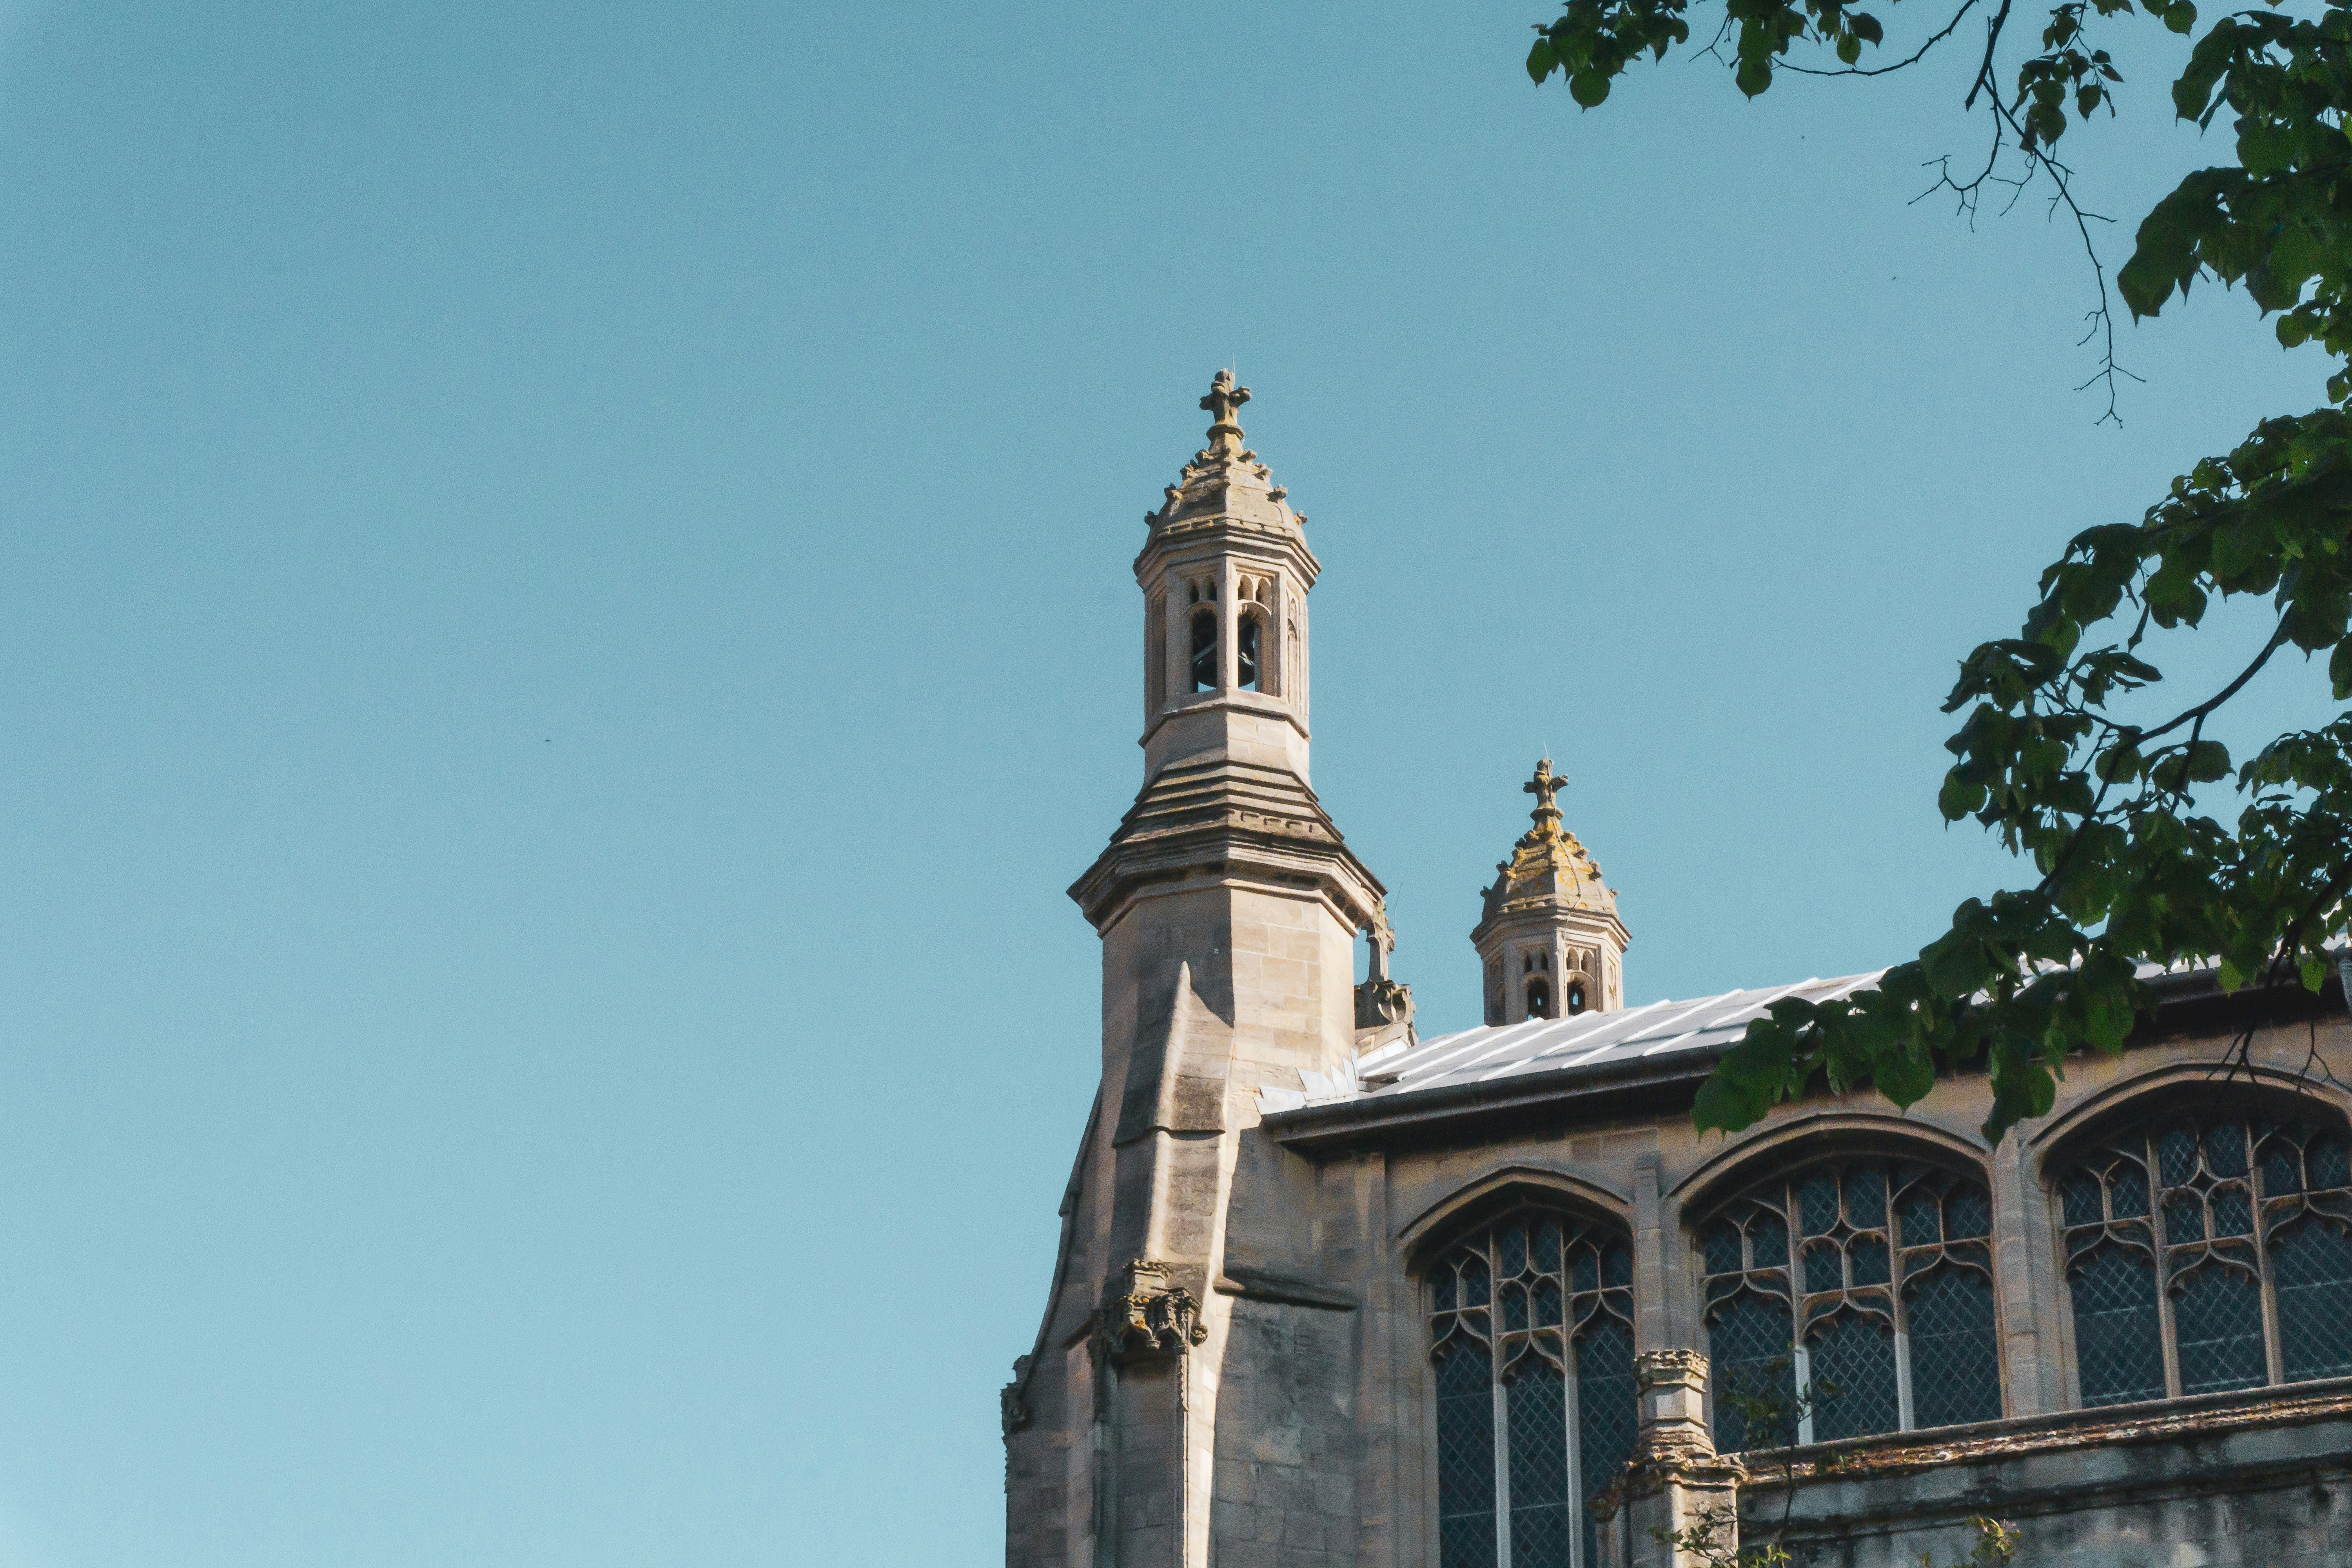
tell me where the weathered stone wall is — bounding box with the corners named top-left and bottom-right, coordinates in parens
top-left (1738, 1379), bottom-right (2352, 1568)
top-left (1210, 1296), bottom-right (1358, 1568)
top-left (1012, 962), bottom-right (2352, 1568)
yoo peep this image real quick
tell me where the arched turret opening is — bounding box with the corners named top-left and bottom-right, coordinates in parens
top-left (1189, 606), bottom-right (1218, 691)
top-left (1236, 610), bottom-right (1263, 691)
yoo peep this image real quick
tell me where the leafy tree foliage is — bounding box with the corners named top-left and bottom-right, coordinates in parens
top-left (1526, 0), bottom-right (2352, 1141)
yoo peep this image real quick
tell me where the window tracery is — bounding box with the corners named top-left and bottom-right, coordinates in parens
top-left (1699, 1159), bottom-right (2000, 1449)
top-left (1429, 1209), bottom-right (1637, 1568)
top-left (2057, 1111), bottom-right (2352, 1406)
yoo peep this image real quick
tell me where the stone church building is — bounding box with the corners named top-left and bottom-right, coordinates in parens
top-left (999, 375), bottom-right (2352, 1568)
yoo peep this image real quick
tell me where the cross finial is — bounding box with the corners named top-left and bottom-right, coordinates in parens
top-left (1200, 368), bottom-right (1250, 457)
top-left (1524, 758), bottom-right (1566, 821)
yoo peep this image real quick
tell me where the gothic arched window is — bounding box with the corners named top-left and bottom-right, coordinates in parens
top-left (2057, 1111), bottom-right (2352, 1407)
top-left (1564, 979), bottom-right (1588, 1016)
top-left (1237, 612), bottom-right (1263, 691)
top-left (1525, 978), bottom-right (1552, 1020)
top-left (1429, 1209), bottom-right (1636, 1568)
top-left (1699, 1159), bottom-right (2000, 1450)
top-left (1189, 608), bottom-right (1218, 691)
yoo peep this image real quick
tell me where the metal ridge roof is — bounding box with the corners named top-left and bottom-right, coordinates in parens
top-left (1255, 952), bottom-right (2332, 1130)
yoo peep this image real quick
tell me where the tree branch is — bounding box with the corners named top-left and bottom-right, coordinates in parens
top-left (1782, 0), bottom-right (1986, 77)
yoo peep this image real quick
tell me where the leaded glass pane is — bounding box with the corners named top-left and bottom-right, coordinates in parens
top-left (1847, 1166), bottom-right (1887, 1229)
top-left (1501, 1280), bottom-right (1530, 1333)
top-left (1534, 1220), bottom-right (1563, 1273)
top-left (2159, 1128), bottom-right (2198, 1187)
top-left (2273, 1220), bottom-right (2352, 1383)
top-left (1902, 1187), bottom-right (1944, 1241)
top-left (1751, 1211), bottom-right (1788, 1269)
top-left (2261, 1137), bottom-right (2301, 1196)
top-left (2066, 1111), bottom-right (2352, 1412)
top-left (1806, 1308), bottom-right (1900, 1441)
top-left (1506, 1363), bottom-right (1570, 1568)
top-left (1701, 1222), bottom-right (1741, 1278)
top-left (1570, 1242), bottom-right (1599, 1294)
top-left (2069, 1245), bottom-right (2164, 1407)
top-left (1906, 1265), bottom-right (2002, 1428)
top-left (1799, 1172), bottom-right (1838, 1238)
top-left (2059, 1170), bottom-right (2102, 1229)
top-left (2111, 1163), bottom-right (2150, 1219)
top-left (1435, 1341), bottom-right (1496, 1568)
top-left (1803, 1240), bottom-right (1842, 1296)
top-left (1706, 1160), bottom-right (1998, 1448)
top-left (2171, 1263), bottom-right (2267, 1396)
top-left (1945, 1183), bottom-right (1992, 1240)
top-left (1708, 1294), bottom-right (1796, 1452)
top-left (2212, 1183), bottom-right (2253, 1239)
top-left (1428, 1208), bottom-right (1637, 1568)
top-left (1575, 1318), bottom-right (1637, 1568)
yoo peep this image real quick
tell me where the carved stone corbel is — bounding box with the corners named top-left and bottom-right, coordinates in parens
top-left (1094, 1258), bottom-right (1209, 1362)
top-left (1000, 1355), bottom-right (1033, 1436)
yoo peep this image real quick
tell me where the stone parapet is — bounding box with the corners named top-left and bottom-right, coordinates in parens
top-left (1731, 1377), bottom-right (2352, 1567)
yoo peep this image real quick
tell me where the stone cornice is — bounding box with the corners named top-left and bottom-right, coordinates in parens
top-left (1738, 1376), bottom-right (2352, 1494)
top-left (1069, 758), bottom-right (1386, 935)
top-left (1135, 512), bottom-right (1321, 590)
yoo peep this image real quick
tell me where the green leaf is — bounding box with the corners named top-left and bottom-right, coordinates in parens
top-left (1922, 929), bottom-right (1994, 1000)
top-left (2187, 739), bottom-right (2232, 782)
top-left (1939, 773), bottom-right (1986, 820)
top-left (1735, 55), bottom-right (1773, 96)
top-left (2163, 0), bottom-right (2197, 34)
top-left (1526, 36), bottom-right (1559, 83)
top-left (1837, 32), bottom-right (1862, 64)
top-left (1569, 67), bottom-right (1612, 107)
top-left (1875, 1050), bottom-right (1935, 1108)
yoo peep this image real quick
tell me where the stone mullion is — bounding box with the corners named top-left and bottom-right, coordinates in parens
top-left (1889, 1198), bottom-right (1916, 1433)
top-left (1266, 570), bottom-right (1287, 699)
top-left (2250, 1130), bottom-right (2286, 1388)
top-left (1999, 1136), bottom-right (2060, 1416)
top-left (1164, 572), bottom-right (1189, 703)
top-left (2147, 1133), bottom-right (2185, 1400)
top-left (1563, 1321), bottom-right (1586, 1568)
top-left (1489, 1232), bottom-right (1515, 1568)
top-left (1214, 559), bottom-right (1238, 690)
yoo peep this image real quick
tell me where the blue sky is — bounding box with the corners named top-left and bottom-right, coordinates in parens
top-left (0, 3), bottom-right (2333, 1565)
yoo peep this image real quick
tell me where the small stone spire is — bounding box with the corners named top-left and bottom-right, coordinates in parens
top-left (1470, 757), bottom-right (1630, 1024)
top-left (1200, 369), bottom-right (1250, 459)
